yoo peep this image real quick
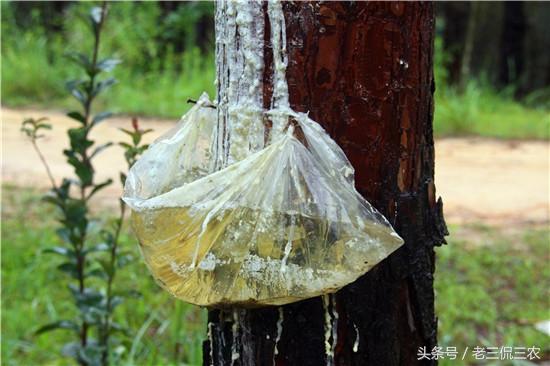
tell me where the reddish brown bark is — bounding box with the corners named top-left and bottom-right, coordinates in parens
top-left (204, 2), bottom-right (446, 365)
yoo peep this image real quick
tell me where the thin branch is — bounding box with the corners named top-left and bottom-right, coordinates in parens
top-left (31, 140), bottom-right (58, 191)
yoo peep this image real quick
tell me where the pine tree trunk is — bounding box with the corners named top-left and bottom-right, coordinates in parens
top-left (204, 2), bottom-right (446, 365)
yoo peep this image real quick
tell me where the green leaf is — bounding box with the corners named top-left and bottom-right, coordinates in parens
top-left (20, 118), bottom-right (52, 140)
top-left (67, 111), bottom-right (87, 124)
top-left (96, 58), bottom-right (121, 72)
top-left (83, 308), bottom-right (106, 325)
top-left (66, 52), bottom-right (92, 72)
top-left (68, 127), bottom-right (94, 152)
top-left (61, 341), bottom-right (82, 360)
top-left (116, 253), bottom-right (134, 268)
top-left (98, 259), bottom-right (114, 277)
top-left (80, 343), bottom-right (104, 366)
top-left (118, 128), bottom-right (133, 137)
top-left (35, 320), bottom-right (79, 335)
top-left (58, 262), bottom-right (79, 278)
top-left (110, 296), bottom-right (124, 309)
top-left (99, 230), bottom-right (115, 245)
top-left (86, 268), bottom-right (108, 280)
top-left (87, 178), bottom-right (113, 200)
top-left (64, 149), bottom-right (93, 187)
top-left (90, 142), bottom-right (113, 159)
top-left (55, 228), bottom-right (73, 244)
top-left (62, 199), bottom-right (88, 234)
top-left (92, 77), bottom-right (117, 97)
top-left (91, 111), bottom-right (113, 126)
top-left (65, 80), bottom-right (89, 109)
top-left (66, 79), bottom-right (85, 92)
top-left (132, 132), bottom-right (141, 146)
top-left (69, 286), bottom-right (104, 310)
top-left (43, 246), bottom-right (75, 258)
top-left (76, 166), bottom-right (93, 187)
top-left (90, 6), bottom-right (104, 24)
top-left (71, 88), bottom-right (87, 107)
top-left (42, 194), bottom-right (63, 208)
top-left (57, 179), bottom-right (72, 199)
top-left (79, 291), bottom-right (104, 307)
top-left (86, 242), bottom-right (111, 254)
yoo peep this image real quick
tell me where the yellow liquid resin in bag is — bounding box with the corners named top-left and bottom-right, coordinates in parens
top-left (123, 97), bottom-right (405, 307)
top-left (131, 206), bottom-right (403, 308)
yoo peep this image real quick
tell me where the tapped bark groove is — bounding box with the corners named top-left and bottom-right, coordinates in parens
top-left (204, 2), bottom-right (446, 365)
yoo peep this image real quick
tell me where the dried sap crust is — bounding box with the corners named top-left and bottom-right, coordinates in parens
top-left (123, 94), bottom-right (404, 308)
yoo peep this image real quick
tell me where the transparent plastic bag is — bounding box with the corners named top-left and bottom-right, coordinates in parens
top-left (123, 93), bottom-right (217, 203)
top-left (123, 96), bottom-right (403, 308)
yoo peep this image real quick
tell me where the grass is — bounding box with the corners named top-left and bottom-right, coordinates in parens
top-left (2, 185), bottom-right (549, 365)
top-left (0, 31), bottom-right (216, 119)
top-left (434, 83), bottom-right (550, 140)
top-left (1, 2), bottom-right (216, 119)
top-left (4, 39), bottom-right (547, 140)
top-left (436, 225), bottom-right (550, 365)
top-left (4, 44), bottom-right (548, 139)
top-left (1, 185), bottom-right (206, 366)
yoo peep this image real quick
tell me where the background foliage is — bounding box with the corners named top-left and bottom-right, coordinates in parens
top-left (2, 185), bottom-right (206, 366)
top-left (3, 185), bottom-right (548, 365)
top-left (2, 1), bottom-right (549, 139)
top-left (1, 1), bottom-right (215, 118)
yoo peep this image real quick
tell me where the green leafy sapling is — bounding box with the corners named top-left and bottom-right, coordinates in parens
top-left (98, 117), bottom-right (152, 364)
top-left (21, 118), bottom-right (56, 189)
top-left (119, 118), bottom-right (153, 172)
top-left (21, 4), bottom-right (150, 366)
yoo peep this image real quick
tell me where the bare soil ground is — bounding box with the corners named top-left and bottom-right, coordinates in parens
top-left (2, 107), bottom-right (549, 227)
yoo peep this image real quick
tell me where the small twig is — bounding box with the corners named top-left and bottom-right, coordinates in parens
top-left (101, 200), bottom-right (125, 366)
top-left (187, 98), bottom-right (217, 109)
top-left (31, 140), bottom-right (58, 192)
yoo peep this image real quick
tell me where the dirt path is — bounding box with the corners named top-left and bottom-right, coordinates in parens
top-left (2, 107), bottom-right (549, 226)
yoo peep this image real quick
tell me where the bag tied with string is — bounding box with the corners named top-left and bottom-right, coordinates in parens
top-left (123, 93), bottom-right (404, 308)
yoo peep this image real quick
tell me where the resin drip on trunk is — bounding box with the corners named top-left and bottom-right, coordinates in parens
top-left (214, 0), bottom-right (266, 168)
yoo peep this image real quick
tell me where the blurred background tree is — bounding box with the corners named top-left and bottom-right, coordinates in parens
top-left (437, 2), bottom-right (550, 101)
